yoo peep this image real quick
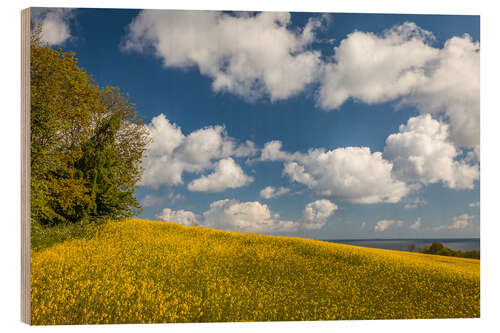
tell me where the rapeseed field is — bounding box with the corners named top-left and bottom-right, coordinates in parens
top-left (31, 219), bottom-right (480, 325)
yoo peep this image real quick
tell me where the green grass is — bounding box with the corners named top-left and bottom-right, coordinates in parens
top-left (30, 219), bottom-right (104, 252)
top-left (31, 219), bottom-right (480, 324)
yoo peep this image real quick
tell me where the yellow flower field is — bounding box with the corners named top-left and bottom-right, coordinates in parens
top-left (31, 219), bottom-right (480, 325)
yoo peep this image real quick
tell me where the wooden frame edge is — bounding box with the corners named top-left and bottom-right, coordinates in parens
top-left (21, 7), bottom-right (31, 325)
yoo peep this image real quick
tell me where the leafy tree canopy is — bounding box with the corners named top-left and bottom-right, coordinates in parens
top-left (30, 26), bottom-right (150, 226)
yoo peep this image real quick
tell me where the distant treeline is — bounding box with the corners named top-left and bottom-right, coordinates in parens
top-left (409, 242), bottom-right (480, 259)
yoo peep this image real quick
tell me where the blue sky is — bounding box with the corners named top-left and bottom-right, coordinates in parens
top-left (32, 8), bottom-right (480, 239)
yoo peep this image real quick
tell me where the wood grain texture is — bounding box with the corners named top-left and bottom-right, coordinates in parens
top-left (21, 7), bottom-right (31, 325)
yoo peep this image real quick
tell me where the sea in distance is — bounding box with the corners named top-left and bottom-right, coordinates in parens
top-left (324, 238), bottom-right (480, 253)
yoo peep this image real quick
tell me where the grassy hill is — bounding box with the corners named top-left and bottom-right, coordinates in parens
top-left (31, 219), bottom-right (480, 325)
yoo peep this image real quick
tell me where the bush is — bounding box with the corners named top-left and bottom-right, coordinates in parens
top-left (420, 242), bottom-right (479, 259)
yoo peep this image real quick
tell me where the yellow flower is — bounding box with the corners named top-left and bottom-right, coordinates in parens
top-left (31, 218), bottom-right (479, 325)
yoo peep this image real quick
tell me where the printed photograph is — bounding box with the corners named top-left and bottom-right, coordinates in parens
top-left (28, 7), bottom-right (479, 325)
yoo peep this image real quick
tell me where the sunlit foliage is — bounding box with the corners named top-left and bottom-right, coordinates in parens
top-left (30, 27), bottom-right (149, 227)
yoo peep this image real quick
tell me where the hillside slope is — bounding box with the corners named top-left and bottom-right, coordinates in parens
top-left (31, 219), bottom-right (480, 324)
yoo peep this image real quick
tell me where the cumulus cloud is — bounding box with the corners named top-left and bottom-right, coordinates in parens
top-left (158, 199), bottom-right (300, 233)
top-left (202, 199), bottom-right (299, 233)
top-left (384, 114), bottom-right (479, 189)
top-left (469, 201), bottom-right (480, 208)
top-left (187, 158), bottom-right (253, 192)
top-left (402, 35), bottom-right (480, 149)
top-left (259, 186), bottom-right (290, 199)
top-left (131, 19), bottom-right (478, 199)
top-left (433, 214), bottom-right (474, 231)
top-left (31, 8), bottom-right (75, 45)
top-left (410, 218), bottom-right (422, 230)
top-left (167, 192), bottom-right (184, 205)
top-left (303, 199), bottom-right (338, 222)
top-left (267, 143), bottom-right (409, 204)
top-left (318, 22), bottom-right (437, 109)
top-left (157, 208), bottom-right (200, 226)
top-left (141, 194), bottom-right (164, 207)
top-left (303, 199), bottom-right (338, 230)
top-left (404, 197), bottom-right (427, 209)
top-left (318, 22), bottom-right (479, 150)
top-left (124, 10), bottom-right (326, 101)
top-left (141, 114), bottom-right (256, 189)
top-left (283, 162), bottom-right (317, 188)
top-left (157, 198), bottom-right (341, 233)
top-left (257, 116), bottom-right (478, 204)
top-left (374, 219), bottom-right (404, 232)
top-left (449, 214), bottom-right (474, 230)
top-left (123, 16), bottom-right (478, 151)
top-left (260, 140), bottom-right (293, 161)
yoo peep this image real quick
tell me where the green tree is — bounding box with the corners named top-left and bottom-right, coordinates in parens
top-left (30, 26), bottom-right (149, 226)
top-left (75, 89), bottom-right (149, 221)
top-left (408, 243), bottom-right (415, 252)
top-left (428, 242), bottom-right (445, 253)
top-left (419, 242), bottom-right (480, 259)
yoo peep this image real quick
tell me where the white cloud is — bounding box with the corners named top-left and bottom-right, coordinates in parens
top-left (124, 18), bottom-right (478, 151)
top-left (124, 11), bottom-right (326, 101)
top-left (157, 208), bottom-right (200, 226)
top-left (202, 199), bottom-right (299, 233)
top-left (180, 125), bottom-right (236, 166)
top-left (259, 186), bottom-right (290, 199)
top-left (32, 8), bottom-right (74, 46)
top-left (277, 145), bottom-right (409, 204)
top-left (233, 140), bottom-right (258, 157)
top-left (141, 194), bottom-right (164, 207)
top-left (384, 114), bottom-right (479, 189)
top-left (433, 214), bottom-right (474, 231)
top-left (404, 197), bottom-right (427, 209)
top-left (187, 158), bottom-right (253, 192)
top-left (410, 218), bottom-right (422, 230)
top-left (141, 114), bottom-right (256, 189)
top-left (146, 113), bottom-right (185, 156)
top-left (469, 201), bottom-right (480, 208)
top-left (450, 214), bottom-right (474, 230)
top-left (167, 192), bottom-right (184, 205)
top-left (283, 162), bottom-right (317, 188)
top-left (374, 219), bottom-right (404, 232)
top-left (402, 35), bottom-right (480, 149)
top-left (303, 199), bottom-right (338, 230)
top-left (257, 116), bottom-right (478, 204)
top-left (318, 22), bottom-right (437, 109)
top-left (303, 199), bottom-right (338, 222)
top-left (317, 22), bottom-right (479, 150)
top-left (259, 186), bottom-right (275, 199)
top-left (134, 20), bottom-right (478, 200)
top-left (157, 198), bottom-right (341, 233)
top-left (260, 140), bottom-right (293, 161)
